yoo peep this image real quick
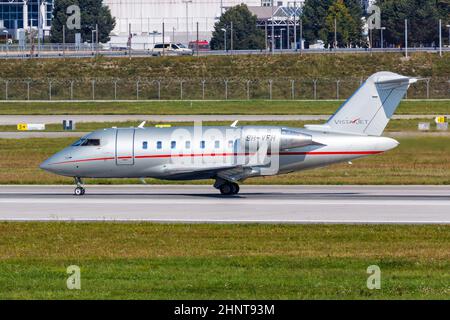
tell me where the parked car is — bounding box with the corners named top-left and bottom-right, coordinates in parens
top-left (188, 40), bottom-right (210, 51)
top-left (151, 43), bottom-right (193, 56)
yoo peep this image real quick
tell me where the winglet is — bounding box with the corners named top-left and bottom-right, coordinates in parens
top-left (231, 120), bottom-right (239, 128)
top-left (138, 121), bottom-right (146, 128)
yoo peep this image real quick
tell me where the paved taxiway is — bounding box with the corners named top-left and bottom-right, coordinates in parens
top-left (0, 114), bottom-right (440, 126)
top-left (1, 131), bottom-right (448, 139)
top-left (0, 185), bottom-right (448, 224)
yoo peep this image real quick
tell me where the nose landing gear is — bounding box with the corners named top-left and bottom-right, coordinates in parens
top-left (74, 187), bottom-right (85, 196)
top-left (74, 177), bottom-right (85, 196)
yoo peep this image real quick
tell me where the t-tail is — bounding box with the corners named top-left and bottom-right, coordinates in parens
top-left (308, 72), bottom-right (417, 136)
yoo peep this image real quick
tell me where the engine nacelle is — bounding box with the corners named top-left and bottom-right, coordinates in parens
top-left (241, 127), bottom-right (312, 151)
top-left (280, 128), bottom-right (313, 149)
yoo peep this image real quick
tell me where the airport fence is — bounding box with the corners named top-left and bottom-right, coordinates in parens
top-left (0, 77), bottom-right (448, 101)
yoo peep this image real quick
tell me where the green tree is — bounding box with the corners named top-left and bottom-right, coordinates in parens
top-left (374, 0), bottom-right (450, 47)
top-left (50, 0), bottom-right (115, 43)
top-left (210, 4), bottom-right (265, 50)
top-left (302, 0), bottom-right (334, 45)
top-left (302, 0), bottom-right (363, 48)
top-left (344, 0), bottom-right (365, 45)
top-left (325, 0), bottom-right (360, 47)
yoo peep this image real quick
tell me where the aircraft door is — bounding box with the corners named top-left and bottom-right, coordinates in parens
top-left (233, 128), bottom-right (245, 166)
top-left (233, 139), bottom-right (245, 166)
top-left (115, 129), bottom-right (135, 165)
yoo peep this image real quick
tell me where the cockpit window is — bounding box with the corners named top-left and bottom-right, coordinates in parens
top-left (72, 138), bottom-right (85, 146)
top-left (72, 138), bottom-right (100, 147)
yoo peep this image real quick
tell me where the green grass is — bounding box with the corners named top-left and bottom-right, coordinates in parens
top-left (0, 100), bottom-right (448, 115)
top-left (2, 54), bottom-right (449, 100)
top-left (0, 223), bottom-right (448, 299)
top-left (0, 136), bottom-right (449, 185)
top-left (2, 53), bottom-right (449, 79)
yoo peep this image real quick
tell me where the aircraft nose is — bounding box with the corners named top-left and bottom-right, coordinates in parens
top-left (40, 152), bottom-right (65, 174)
top-left (40, 157), bottom-right (53, 172)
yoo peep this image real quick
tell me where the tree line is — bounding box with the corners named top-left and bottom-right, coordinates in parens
top-left (211, 0), bottom-right (449, 49)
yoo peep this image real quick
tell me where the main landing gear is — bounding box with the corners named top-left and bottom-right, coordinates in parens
top-left (74, 177), bottom-right (85, 196)
top-left (215, 179), bottom-right (240, 196)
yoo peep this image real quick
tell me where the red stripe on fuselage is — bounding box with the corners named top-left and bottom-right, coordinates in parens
top-left (49, 151), bottom-right (383, 165)
top-left (279, 151), bottom-right (382, 156)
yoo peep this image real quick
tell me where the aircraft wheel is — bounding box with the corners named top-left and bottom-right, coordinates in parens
top-left (219, 183), bottom-right (233, 195)
top-left (231, 183), bottom-right (240, 195)
top-left (74, 187), bottom-right (85, 196)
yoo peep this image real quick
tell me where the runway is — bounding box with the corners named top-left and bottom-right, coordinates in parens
top-left (0, 185), bottom-right (449, 224)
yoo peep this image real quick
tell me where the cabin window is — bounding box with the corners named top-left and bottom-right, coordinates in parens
top-left (157, 141), bottom-right (162, 149)
top-left (200, 141), bottom-right (205, 149)
top-left (185, 141), bottom-right (191, 149)
top-left (215, 140), bottom-right (220, 149)
top-left (142, 141), bottom-right (148, 149)
top-left (171, 141), bottom-right (176, 149)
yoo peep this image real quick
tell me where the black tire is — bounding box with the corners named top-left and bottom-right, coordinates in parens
top-left (219, 184), bottom-right (233, 195)
top-left (74, 187), bottom-right (85, 196)
top-left (231, 183), bottom-right (240, 195)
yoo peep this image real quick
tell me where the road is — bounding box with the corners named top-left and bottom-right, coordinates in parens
top-left (2, 131), bottom-right (448, 139)
top-left (0, 185), bottom-right (448, 224)
top-left (1, 131), bottom-right (448, 139)
top-left (0, 47), bottom-right (449, 59)
top-left (0, 114), bottom-right (441, 126)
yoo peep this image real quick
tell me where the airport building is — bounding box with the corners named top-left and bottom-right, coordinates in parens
top-left (0, 0), bottom-right (53, 39)
top-left (361, 0), bottom-right (376, 11)
top-left (0, 0), bottom-right (370, 45)
top-left (104, 0), bottom-right (306, 43)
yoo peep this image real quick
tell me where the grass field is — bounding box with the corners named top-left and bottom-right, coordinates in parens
top-left (1, 54), bottom-right (448, 100)
top-left (0, 136), bottom-right (449, 185)
top-left (0, 100), bottom-right (448, 115)
top-left (1, 53), bottom-right (449, 79)
top-left (0, 223), bottom-right (448, 299)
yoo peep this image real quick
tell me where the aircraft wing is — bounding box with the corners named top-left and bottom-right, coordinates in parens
top-left (161, 163), bottom-right (263, 182)
top-left (216, 166), bottom-right (249, 182)
top-left (159, 164), bottom-right (246, 181)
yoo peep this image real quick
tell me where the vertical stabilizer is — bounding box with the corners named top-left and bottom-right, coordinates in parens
top-left (326, 72), bottom-right (416, 136)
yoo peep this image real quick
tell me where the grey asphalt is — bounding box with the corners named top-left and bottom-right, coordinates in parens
top-left (1, 131), bottom-right (448, 139)
top-left (0, 46), bottom-right (449, 60)
top-left (0, 185), bottom-right (448, 224)
top-left (0, 132), bottom-right (86, 138)
top-left (0, 114), bottom-right (442, 126)
top-left (2, 114), bottom-right (447, 138)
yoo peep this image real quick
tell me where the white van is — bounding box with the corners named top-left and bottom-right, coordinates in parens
top-left (151, 43), bottom-right (193, 56)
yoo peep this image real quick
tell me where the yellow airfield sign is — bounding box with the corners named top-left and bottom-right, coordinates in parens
top-left (17, 124), bottom-right (28, 131)
top-left (17, 123), bottom-right (46, 131)
top-left (435, 116), bottom-right (447, 124)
